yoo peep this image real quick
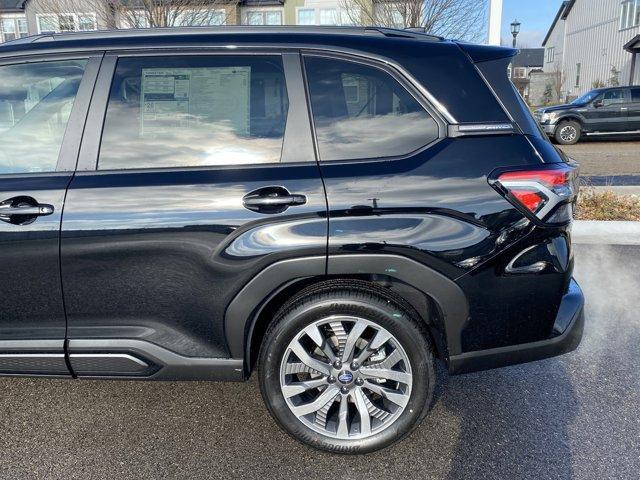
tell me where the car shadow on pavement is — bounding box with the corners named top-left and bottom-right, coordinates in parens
top-left (430, 360), bottom-right (579, 480)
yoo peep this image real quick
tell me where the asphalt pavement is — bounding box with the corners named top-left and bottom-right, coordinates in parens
top-left (0, 244), bottom-right (638, 479)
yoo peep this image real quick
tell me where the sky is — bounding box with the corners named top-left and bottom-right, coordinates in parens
top-left (499, 0), bottom-right (566, 48)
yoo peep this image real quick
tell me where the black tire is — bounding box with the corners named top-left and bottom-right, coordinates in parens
top-left (258, 280), bottom-right (436, 454)
top-left (554, 120), bottom-right (582, 145)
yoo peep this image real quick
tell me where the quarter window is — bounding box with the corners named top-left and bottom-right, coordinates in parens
top-left (98, 56), bottom-right (289, 170)
top-left (304, 56), bottom-right (438, 161)
top-left (0, 60), bottom-right (86, 174)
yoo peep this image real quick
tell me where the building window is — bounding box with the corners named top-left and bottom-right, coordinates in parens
top-left (319, 8), bottom-right (338, 25)
top-left (513, 67), bottom-right (526, 79)
top-left (174, 9), bottom-right (226, 26)
top-left (296, 8), bottom-right (315, 25)
top-left (1, 15), bottom-right (29, 42)
top-left (575, 63), bottom-right (581, 87)
top-left (545, 47), bottom-right (555, 63)
top-left (245, 9), bottom-right (282, 25)
top-left (296, 8), bottom-right (354, 25)
top-left (37, 13), bottom-right (97, 33)
top-left (620, 0), bottom-right (640, 29)
top-left (121, 10), bottom-right (150, 29)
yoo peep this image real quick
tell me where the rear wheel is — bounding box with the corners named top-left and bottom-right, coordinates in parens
top-left (258, 281), bottom-right (435, 454)
top-left (555, 120), bottom-right (581, 145)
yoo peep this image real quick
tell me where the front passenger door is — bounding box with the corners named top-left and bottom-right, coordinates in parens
top-left (0, 56), bottom-right (98, 375)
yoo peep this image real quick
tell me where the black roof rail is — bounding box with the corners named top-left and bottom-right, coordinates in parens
top-left (403, 27), bottom-right (445, 41)
top-left (0, 25), bottom-right (445, 47)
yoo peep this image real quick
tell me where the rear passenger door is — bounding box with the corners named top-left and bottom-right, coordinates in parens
top-left (60, 52), bottom-right (326, 376)
top-left (0, 55), bottom-right (98, 375)
top-left (628, 87), bottom-right (640, 131)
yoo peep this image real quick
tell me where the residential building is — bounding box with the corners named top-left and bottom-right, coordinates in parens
top-left (542, 0), bottom-right (640, 101)
top-left (1, 0), bottom-right (372, 42)
top-left (508, 48), bottom-right (544, 101)
top-left (0, 1), bottom-right (28, 42)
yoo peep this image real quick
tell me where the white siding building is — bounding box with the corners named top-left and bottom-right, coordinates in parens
top-left (542, 0), bottom-right (640, 101)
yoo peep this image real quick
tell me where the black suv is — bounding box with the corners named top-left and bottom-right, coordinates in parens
top-left (0, 27), bottom-right (583, 454)
top-left (535, 86), bottom-right (640, 145)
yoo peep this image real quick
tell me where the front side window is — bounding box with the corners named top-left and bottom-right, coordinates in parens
top-left (602, 89), bottom-right (626, 106)
top-left (632, 88), bottom-right (640, 103)
top-left (0, 60), bottom-right (86, 174)
top-left (99, 56), bottom-right (289, 170)
top-left (304, 56), bottom-right (438, 161)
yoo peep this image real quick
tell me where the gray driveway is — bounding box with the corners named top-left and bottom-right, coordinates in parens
top-left (0, 244), bottom-right (638, 479)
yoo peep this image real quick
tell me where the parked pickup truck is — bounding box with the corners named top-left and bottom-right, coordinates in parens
top-left (535, 86), bottom-right (640, 145)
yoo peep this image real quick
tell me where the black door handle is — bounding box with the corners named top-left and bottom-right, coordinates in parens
top-left (243, 186), bottom-right (307, 214)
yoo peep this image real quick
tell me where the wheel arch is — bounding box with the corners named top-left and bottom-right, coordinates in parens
top-left (556, 115), bottom-right (584, 128)
top-left (224, 254), bottom-right (469, 375)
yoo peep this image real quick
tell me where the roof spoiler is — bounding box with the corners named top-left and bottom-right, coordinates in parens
top-left (456, 42), bottom-right (518, 63)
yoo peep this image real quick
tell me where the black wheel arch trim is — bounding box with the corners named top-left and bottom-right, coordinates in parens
top-left (224, 254), bottom-right (470, 369)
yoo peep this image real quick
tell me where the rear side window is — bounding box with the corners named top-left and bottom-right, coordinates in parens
top-left (631, 88), bottom-right (640, 103)
top-left (98, 56), bottom-right (289, 170)
top-left (0, 60), bottom-right (86, 174)
top-left (304, 56), bottom-right (438, 161)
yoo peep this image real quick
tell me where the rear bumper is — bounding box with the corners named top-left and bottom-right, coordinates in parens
top-left (448, 278), bottom-right (584, 375)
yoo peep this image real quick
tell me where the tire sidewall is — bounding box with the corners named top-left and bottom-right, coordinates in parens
top-left (259, 293), bottom-right (434, 454)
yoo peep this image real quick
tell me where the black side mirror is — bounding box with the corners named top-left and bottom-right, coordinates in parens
top-left (593, 99), bottom-right (604, 108)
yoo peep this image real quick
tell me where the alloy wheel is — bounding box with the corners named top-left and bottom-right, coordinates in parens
top-left (279, 315), bottom-right (413, 440)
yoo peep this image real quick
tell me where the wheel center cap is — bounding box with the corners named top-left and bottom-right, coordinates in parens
top-left (338, 370), bottom-right (354, 384)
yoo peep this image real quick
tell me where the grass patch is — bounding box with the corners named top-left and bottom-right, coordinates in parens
top-left (576, 188), bottom-right (640, 221)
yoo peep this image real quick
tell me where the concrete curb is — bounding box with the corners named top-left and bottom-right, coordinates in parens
top-left (572, 220), bottom-right (640, 245)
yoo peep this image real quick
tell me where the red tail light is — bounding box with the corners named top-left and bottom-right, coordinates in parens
top-left (489, 163), bottom-right (579, 224)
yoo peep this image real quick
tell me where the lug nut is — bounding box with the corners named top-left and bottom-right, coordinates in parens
top-left (333, 360), bottom-right (342, 369)
top-left (350, 361), bottom-right (359, 370)
top-left (327, 375), bottom-right (336, 383)
top-left (340, 386), bottom-right (349, 394)
top-left (355, 378), bottom-right (364, 386)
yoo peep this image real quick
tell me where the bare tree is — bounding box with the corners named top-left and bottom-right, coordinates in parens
top-left (551, 62), bottom-right (565, 103)
top-left (30, 0), bottom-right (238, 31)
top-left (341, 0), bottom-right (488, 42)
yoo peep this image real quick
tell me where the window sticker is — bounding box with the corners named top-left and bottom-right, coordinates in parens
top-left (140, 67), bottom-right (251, 137)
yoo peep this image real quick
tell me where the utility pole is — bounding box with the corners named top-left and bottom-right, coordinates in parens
top-left (488, 0), bottom-right (503, 46)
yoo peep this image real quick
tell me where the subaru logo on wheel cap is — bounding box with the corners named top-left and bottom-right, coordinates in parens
top-left (338, 371), bottom-right (353, 384)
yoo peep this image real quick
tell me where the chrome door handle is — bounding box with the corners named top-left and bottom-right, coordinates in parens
top-left (243, 194), bottom-right (306, 208)
top-left (0, 200), bottom-right (54, 224)
top-left (242, 186), bottom-right (307, 214)
top-left (0, 204), bottom-right (54, 216)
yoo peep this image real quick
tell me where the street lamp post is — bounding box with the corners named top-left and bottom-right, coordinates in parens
top-left (511, 19), bottom-right (521, 48)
